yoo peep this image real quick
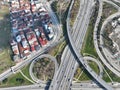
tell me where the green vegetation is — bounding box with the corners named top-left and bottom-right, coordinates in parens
top-left (33, 58), bottom-right (55, 81)
top-left (0, 6), bottom-right (9, 19)
top-left (74, 1), bottom-right (99, 82)
top-left (51, 0), bottom-right (70, 35)
top-left (0, 5), bottom-right (15, 74)
top-left (0, 49), bottom-right (14, 73)
top-left (51, 1), bottom-right (60, 24)
top-left (81, 20), bottom-right (98, 58)
top-left (78, 71), bottom-right (91, 81)
top-left (74, 67), bottom-right (92, 81)
top-left (0, 6), bottom-right (10, 47)
top-left (99, 3), bottom-right (120, 82)
top-left (74, 60), bottom-right (99, 82)
top-left (48, 41), bottom-right (66, 56)
top-left (88, 61), bottom-right (99, 74)
top-left (102, 2), bottom-right (118, 19)
top-left (110, 0), bottom-right (120, 7)
top-left (51, 1), bottom-right (57, 13)
top-left (0, 65), bottom-right (32, 87)
top-left (82, 2), bottom-right (118, 58)
top-left (81, 2), bottom-right (99, 58)
top-left (97, 2), bottom-right (118, 36)
top-left (80, 2), bottom-right (118, 82)
top-left (56, 41), bottom-right (66, 63)
top-left (22, 64), bottom-right (32, 80)
top-left (102, 23), bottom-right (117, 54)
top-left (51, 1), bottom-right (70, 23)
top-left (102, 72), bottom-right (111, 82)
top-left (70, 0), bottom-right (80, 27)
top-left (62, 4), bottom-right (70, 36)
top-left (48, 41), bottom-right (66, 64)
top-left (102, 66), bottom-right (120, 82)
top-left (101, 3), bottom-right (118, 54)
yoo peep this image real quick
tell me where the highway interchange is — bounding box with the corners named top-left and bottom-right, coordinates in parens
top-left (1, 0), bottom-right (120, 90)
top-left (50, 0), bottom-right (96, 90)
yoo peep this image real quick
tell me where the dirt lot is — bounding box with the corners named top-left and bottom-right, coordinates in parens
top-left (33, 58), bottom-right (55, 81)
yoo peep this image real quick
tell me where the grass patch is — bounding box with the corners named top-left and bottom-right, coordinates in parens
top-left (0, 65), bottom-right (32, 87)
top-left (0, 6), bottom-right (11, 48)
top-left (51, 1), bottom-right (70, 23)
top-left (81, 2), bottom-right (118, 58)
top-left (79, 70), bottom-right (92, 81)
top-left (48, 41), bottom-right (66, 56)
top-left (81, 1), bottom-right (99, 58)
top-left (102, 66), bottom-right (120, 83)
top-left (0, 49), bottom-right (14, 73)
top-left (22, 64), bottom-right (32, 80)
top-left (51, 1), bottom-right (57, 13)
top-left (80, 2), bottom-right (118, 82)
top-left (70, 0), bottom-right (80, 27)
top-left (48, 41), bottom-right (67, 65)
top-left (97, 2), bottom-right (118, 36)
top-left (110, 0), bottom-right (120, 7)
top-left (74, 67), bottom-right (93, 81)
top-left (0, 6), bottom-right (9, 19)
top-left (51, 1), bottom-right (59, 22)
top-left (0, 5), bottom-right (15, 74)
top-left (81, 21), bottom-right (98, 58)
top-left (74, 1), bottom-right (99, 82)
top-left (88, 61), bottom-right (99, 74)
top-left (74, 61), bottom-right (99, 81)
top-left (102, 2), bottom-right (118, 19)
top-left (51, 0), bottom-right (70, 36)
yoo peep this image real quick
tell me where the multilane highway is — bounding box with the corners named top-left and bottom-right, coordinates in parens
top-left (59, 0), bottom-right (95, 90)
top-left (1, 0), bottom-right (120, 90)
top-left (2, 81), bottom-right (120, 90)
top-left (66, 0), bottom-right (113, 89)
top-left (49, 0), bottom-right (95, 90)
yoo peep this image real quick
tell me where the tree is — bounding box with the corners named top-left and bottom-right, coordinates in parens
top-left (16, 78), bottom-right (25, 84)
top-left (2, 78), bottom-right (8, 83)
